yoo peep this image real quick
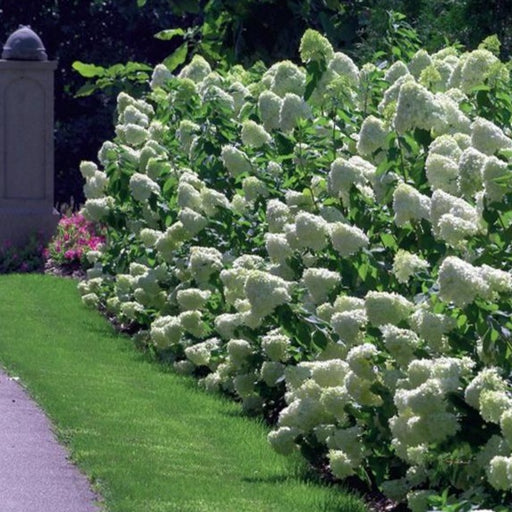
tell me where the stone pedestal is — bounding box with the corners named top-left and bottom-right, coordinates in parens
top-left (0, 59), bottom-right (59, 247)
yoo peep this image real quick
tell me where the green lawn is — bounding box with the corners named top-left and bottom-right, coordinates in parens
top-left (0, 274), bottom-right (368, 512)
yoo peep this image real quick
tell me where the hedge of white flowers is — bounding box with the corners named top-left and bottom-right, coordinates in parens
top-left (78, 29), bottom-right (512, 511)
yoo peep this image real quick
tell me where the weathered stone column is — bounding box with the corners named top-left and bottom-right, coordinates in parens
top-left (0, 26), bottom-right (59, 247)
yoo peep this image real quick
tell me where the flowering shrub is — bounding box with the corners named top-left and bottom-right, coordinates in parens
top-left (45, 213), bottom-right (105, 275)
top-left (76, 28), bottom-right (512, 511)
top-left (0, 234), bottom-right (46, 274)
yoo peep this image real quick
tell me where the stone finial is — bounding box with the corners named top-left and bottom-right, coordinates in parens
top-left (2, 25), bottom-right (48, 61)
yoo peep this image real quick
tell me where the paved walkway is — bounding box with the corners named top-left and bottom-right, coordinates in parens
top-left (0, 369), bottom-right (102, 512)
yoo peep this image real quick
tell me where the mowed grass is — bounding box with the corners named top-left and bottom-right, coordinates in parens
top-left (0, 274), bottom-right (368, 512)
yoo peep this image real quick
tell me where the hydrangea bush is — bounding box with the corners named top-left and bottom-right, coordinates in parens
top-left (77, 29), bottom-right (512, 511)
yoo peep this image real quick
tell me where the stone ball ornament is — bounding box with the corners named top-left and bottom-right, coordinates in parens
top-left (2, 25), bottom-right (48, 61)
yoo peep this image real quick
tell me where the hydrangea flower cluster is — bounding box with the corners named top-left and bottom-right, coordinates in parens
top-left (77, 28), bottom-right (512, 511)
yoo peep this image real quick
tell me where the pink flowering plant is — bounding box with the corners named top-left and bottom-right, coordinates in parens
top-left (45, 213), bottom-right (105, 274)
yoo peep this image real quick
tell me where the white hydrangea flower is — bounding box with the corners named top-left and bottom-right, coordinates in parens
top-left (299, 29), bottom-right (334, 64)
top-left (500, 409), bottom-right (512, 445)
top-left (202, 84), bottom-right (235, 112)
top-left (459, 49), bottom-right (500, 93)
top-left (278, 397), bottom-right (330, 431)
top-left (81, 293), bottom-right (99, 308)
top-left (458, 146), bottom-right (486, 197)
top-left (392, 183), bottom-right (431, 227)
top-left (129, 173), bottom-right (160, 201)
top-left (268, 426), bottom-right (300, 455)
top-left (302, 267), bottom-right (341, 304)
top-left (269, 60), bottom-right (306, 98)
top-left (177, 182), bottom-right (202, 211)
top-left (425, 153), bottom-right (459, 194)
top-left (346, 343), bottom-right (379, 380)
top-left (176, 119), bottom-right (200, 153)
top-left (241, 120), bottom-right (272, 148)
top-left (319, 386), bottom-right (350, 422)
top-left (481, 265), bottom-right (512, 295)
top-left (81, 196), bottom-right (114, 222)
top-left (328, 450), bottom-right (356, 479)
top-left (279, 93), bottom-right (310, 132)
top-left (365, 291), bottom-right (413, 326)
top-left (221, 145), bottom-right (252, 177)
top-left (201, 188), bottom-right (230, 217)
top-left (242, 176), bottom-right (268, 202)
top-left (357, 115), bottom-right (388, 156)
top-left (116, 123), bottom-right (149, 147)
top-left (392, 250), bottom-right (429, 283)
top-left (226, 338), bottom-right (253, 366)
top-left (177, 205), bottom-right (207, 235)
top-left (244, 270), bottom-right (291, 320)
top-left (328, 222), bottom-right (369, 258)
top-left (329, 52), bottom-right (359, 87)
top-left (381, 324), bottom-right (421, 368)
top-left (265, 233), bottom-right (293, 263)
top-left (79, 160), bottom-right (99, 179)
top-left (266, 199), bottom-right (291, 233)
top-left (483, 156), bottom-right (511, 203)
top-left (465, 368), bottom-right (508, 409)
top-left (97, 141), bottom-right (118, 166)
top-left (385, 60), bottom-right (410, 84)
top-left (150, 63), bottom-right (172, 90)
top-left (285, 189), bottom-right (315, 211)
top-left (328, 156), bottom-right (375, 203)
top-left (479, 390), bottom-right (512, 424)
top-left (345, 370), bottom-right (383, 406)
top-left (308, 359), bottom-right (349, 388)
top-left (430, 189), bottom-right (480, 241)
top-left (185, 338), bottom-right (220, 367)
top-left (294, 212), bottom-right (329, 251)
top-left (83, 170), bottom-right (108, 199)
top-left (438, 256), bottom-right (489, 307)
top-left (176, 288), bottom-right (211, 311)
top-left (438, 214), bottom-right (480, 247)
top-left (188, 246), bottom-right (223, 285)
top-left (393, 81), bottom-right (446, 134)
top-left (471, 117), bottom-right (512, 156)
top-left (261, 330), bottom-right (291, 362)
top-left (331, 309), bottom-right (367, 347)
top-left (258, 90), bottom-right (283, 131)
top-left (228, 80), bottom-right (251, 114)
top-left (410, 308), bottom-right (454, 352)
top-left (120, 105), bottom-right (149, 127)
top-left (214, 312), bottom-right (243, 339)
top-left (150, 315), bottom-right (183, 348)
top-left (178, 54), bottom-right (211, 83)
top-left (486, 455), bottom-right (512, 491)
top-left (407, 49), bottom-right (433, 79)
top-left (179, 310), bottom-right (207, 338)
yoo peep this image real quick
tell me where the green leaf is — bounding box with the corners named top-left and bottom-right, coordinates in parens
top-left (137, 0), bottom-right (147, 6)
top-left (154, 28), bottom-right (186, 41)
top-left (163, 43), bottom-right (188, 72)
top-left (304, 60), bottom-right (326, 101)
top-left (75, 82), bottom-right (98, 97)
top-left (72, 61), bottom-right (106, 78)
